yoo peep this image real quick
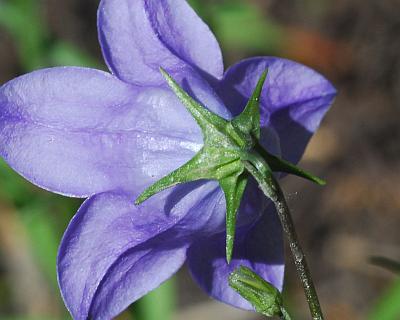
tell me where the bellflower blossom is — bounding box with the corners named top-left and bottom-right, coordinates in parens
top-left (0, 0), bottom-right (336, 319)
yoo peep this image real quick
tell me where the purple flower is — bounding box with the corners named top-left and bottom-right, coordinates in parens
top-left (0, 0), bottom-right (336, 319)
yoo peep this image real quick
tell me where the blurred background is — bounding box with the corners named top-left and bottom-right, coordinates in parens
top-left (0, 0), bottom-right (399, 319)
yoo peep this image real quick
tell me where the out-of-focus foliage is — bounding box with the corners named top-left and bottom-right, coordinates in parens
top-left (132, 279), bottom-right (176, 320)
top-left (0, 157), bottom-right (79, 317)
top-left (189, 0), bottom-right (283, 54)
top-left (368, 277), bottom-right (400, 320)
top-left (0, 0), bottom-right (99, 70)
top-left (0, 0), bottom-right (47, 69)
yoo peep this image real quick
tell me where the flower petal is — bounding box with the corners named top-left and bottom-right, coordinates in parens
top-left (58, 191), bottom-right (189, 320)
top-left (97, 0), bottom-right (224, 85)
top-left (0, 67), bottom-right (208, 197)
top-left (58, 177), bottom-right (270, 319)
top-left (219, 57), bottom-right (337, 163)
top-left (187, 208), bottom-right (284, 310)
top-left (58, 178), bottom-right (237, 320)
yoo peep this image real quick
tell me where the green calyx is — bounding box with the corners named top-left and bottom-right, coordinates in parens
top-left (229, 266), bottom-right (291, 319)
top-left (135, 67), bottom-right (325, 263)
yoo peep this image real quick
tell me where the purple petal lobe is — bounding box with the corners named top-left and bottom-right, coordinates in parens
top-left (57, 191), bottom-right (189, 320)
top-left (220, 57), bottom-right (337, 163)
top-left (98, 0), bottom-right (224, 85)
top-left (90, 239), bottom-right (186, 320)
top-left (57, 180), bottom-right (271, 318)
top-left (187, 209), bottom-right (284, 310)
top-left (0, 67), bottom-right (209, 197)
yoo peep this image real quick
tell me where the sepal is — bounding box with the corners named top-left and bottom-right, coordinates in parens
top-left (256, 142), bottom-right (326, 185)
top-left (160, 68), bottom-right (233, 148)
top-left (136, 68), bottom-right (325, 264)
top-left (232, 70), bottom-right (267, 141)
top-left (135, 147), bottom-right (243, 205)
top-left (220, 172), bottom-right (248, 263)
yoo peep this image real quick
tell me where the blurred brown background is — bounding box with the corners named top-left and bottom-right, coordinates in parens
top-left (0, 0), bottom-right (399, 319)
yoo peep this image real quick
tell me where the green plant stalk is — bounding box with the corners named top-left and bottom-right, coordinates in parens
top-left (244, 160), bottom-right (324, 320)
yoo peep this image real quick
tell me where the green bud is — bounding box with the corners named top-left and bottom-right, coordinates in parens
top-left (229, 266), bottom-right (291, 319)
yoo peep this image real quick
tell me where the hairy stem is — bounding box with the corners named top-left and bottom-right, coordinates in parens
top-left (244, 161), bottom-right (324, 320)
top-left (272, 179), bottom-right (324, 320)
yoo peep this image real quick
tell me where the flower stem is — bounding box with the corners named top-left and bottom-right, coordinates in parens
top-left (272, 179), bottom-right (324, 320)
top-left (244, 161), bottom-right (324, 320)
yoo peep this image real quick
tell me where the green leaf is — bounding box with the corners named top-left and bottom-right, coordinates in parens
top-left (220, 172), bottom-right (248, 263)
top-left (229, 266), bottom-right (291, 319)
